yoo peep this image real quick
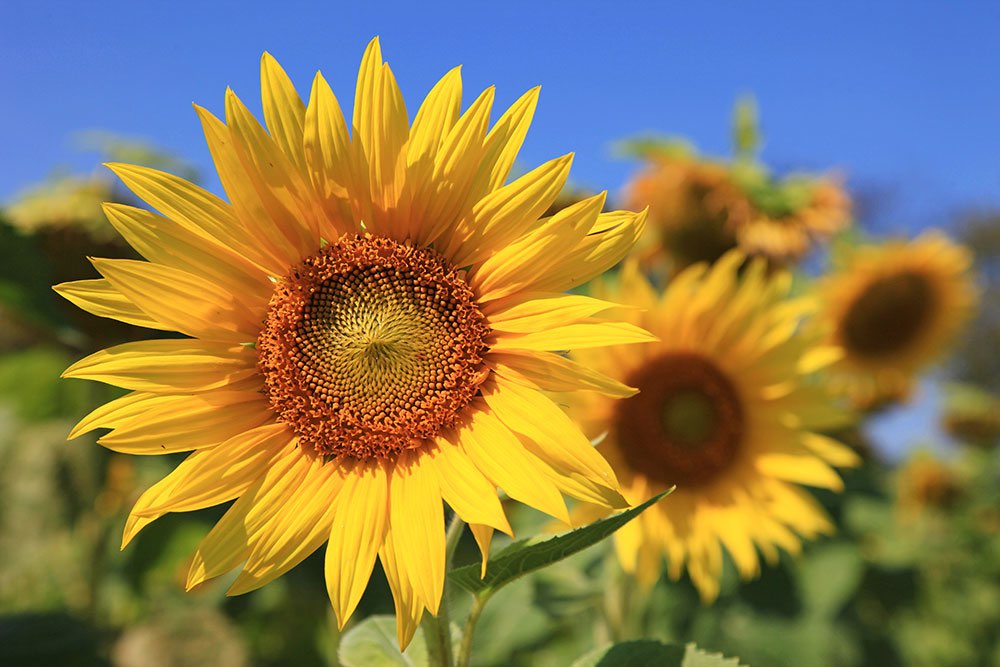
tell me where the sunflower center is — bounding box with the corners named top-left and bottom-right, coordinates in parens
top-left (614, 353), bottom-right (743, 487)
top-left (257, 235), bottom-right (490, 460)
top-left (840, 271), bottom-right (934, 359)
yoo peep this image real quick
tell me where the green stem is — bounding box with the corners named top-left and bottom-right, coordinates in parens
top-left (455, 592), bottom-right (489, 667)
top-left (423, 512), bottom-right (465, 667)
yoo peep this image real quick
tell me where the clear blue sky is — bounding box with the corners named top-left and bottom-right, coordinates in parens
top-left (2, 1), bottom-right (999, 228)
top-left (2, 1), bottom-right (997, 457)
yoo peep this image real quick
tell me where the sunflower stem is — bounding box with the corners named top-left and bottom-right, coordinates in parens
top-left (455, 591), bottom-right (489, 667)
top-left (424, 512), bottom-right (465, 667)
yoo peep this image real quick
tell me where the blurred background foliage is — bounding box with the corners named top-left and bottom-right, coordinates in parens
top-left (0, 126), bottom-right (998, 667)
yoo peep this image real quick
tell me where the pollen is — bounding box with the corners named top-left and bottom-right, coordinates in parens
top-left (257, 235), bottom-right (490, 459)
top-left (614, 353), bottom-right (744, 487)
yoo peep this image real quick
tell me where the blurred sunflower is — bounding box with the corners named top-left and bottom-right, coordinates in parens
top-left (896, 452), bottom-right (962, 520)
top-left (728, 170), bottom-right (851, 265)
top-left (56, 38), bottom-right (652, 646)
top-left (568, 253), bottom-right (858, 601)
top-left (624, 152), bottom-right (741, 271)
top-left (813, 232), bottom-right (977, 408)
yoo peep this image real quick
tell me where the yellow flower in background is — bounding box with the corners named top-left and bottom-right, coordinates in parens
top-left (624, 147), bottom-right (851, 273)
top-left (813, 232), bottom-right (977, 409)
top-left (55, 38), bottom-right (652, 647)
top-left (567, 254), bottom-right (859, 601)
top-left (729, 175), bottom-right (852, 264)
top-left (896, 452), bottom-right (962, 520)
top-left (624, 154), bottom-right (742, 271)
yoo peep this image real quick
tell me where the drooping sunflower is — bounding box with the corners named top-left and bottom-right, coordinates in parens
top-left (567, 253), bottom-right (859, 601)
top-left (812, 231), bottom-right (977, 408)
top-left (55, 39), bottom-right (653, 646)
top-left (729, 172), bottom-right (852, 265)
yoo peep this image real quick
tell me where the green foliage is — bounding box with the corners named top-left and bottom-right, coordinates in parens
top-left (450, 490), bottom-right (671, 595)
top-left (338, 615), bottom-right (459, 667)
top-left (573, 641), bottom-right (742, 667)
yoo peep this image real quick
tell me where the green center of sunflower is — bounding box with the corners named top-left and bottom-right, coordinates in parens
top-left (840, 270), bottom-right (934, 359)
top-left (614, 353), bottom-right (744, 487)
top-left (256, 235), bottom-right (490, 460)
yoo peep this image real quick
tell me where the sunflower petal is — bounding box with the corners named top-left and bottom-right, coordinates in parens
top-left (62, 339), bottom-right (257, 392)
top-left (492, 350), bottom-right (637, 398)
top-left (92, 258), bottom-right (259, 342)
top-left (428, 440), bottom-right (512, 535)
top-left (491, 321), bottom-right (656, 352)
top-left (459, 409), bottom-right (569, 523)
top-left (378, 521), bottom-right (424, 649)
top-left (260, 52), bottom-right (307, 172)
top-left (53, 279), bottom-right (168, 331)
top-left (389, 451), bottom-right (445, 614)
top-left (325, 460), bottom-right (389, 628)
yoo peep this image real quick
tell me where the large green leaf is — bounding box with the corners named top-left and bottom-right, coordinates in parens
top-left (338, 616), bottom-right (459, 667)
top-left (572, 641), bottom-right (743, 667)
top-left (450, 490), bottom-right (670, 595)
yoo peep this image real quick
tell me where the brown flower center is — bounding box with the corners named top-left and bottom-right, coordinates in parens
top-left (840, 271), bottom-right (934, 359)
top-left (614, 353), bottom-right (743, 487)
top-left (257, 235), bottom-right (490, 459)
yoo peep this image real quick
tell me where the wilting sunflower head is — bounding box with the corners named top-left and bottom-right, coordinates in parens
top-left (55, 38), bottom-right (654, 648)
top-left (812, 231), bottom-right (977, 409)
top-left (569, 253), bottom-right (860, 601)
top-left (624, 154), bottom-right (743, 272)
top-left (730, 171), bottom-right (852, 265)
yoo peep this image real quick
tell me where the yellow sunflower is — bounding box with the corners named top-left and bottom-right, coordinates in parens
top-left (568, 253), bottom-right (859, 601)
top-left (55, 38), bottom-right (652, 647)
top-left (813, 231), bottom-right (977, 408)
top-left (624, 154), bottom-right (742, 272)
top-left (730, 174), bottom-right (852, 264)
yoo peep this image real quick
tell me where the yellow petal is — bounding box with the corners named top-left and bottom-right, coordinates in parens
top-left (102, 203), bottom-right (269, 310)
top-left (800, 432), bottom-right (861, 468)
top-left (472, 193), bottom-right (604, 301)
top-left (527, 209), bottom-right (647, 294)
top-left (105, 162), bottom-right (280, 275)
top-left (379, 521), bottom-right (424, 649)
top-left (427, 440), bottom-right (512, 535)
top-left (478, 87), bottom-right (540, 193)
top-left (325, 460), bottom-right (389, 628)
top-left (417, 87), bottom-right (495, 246)
top-left (229, 455), bottom-right (348, 595)
top-left (389, 451), bottom-right (445, 614)
top-left (260, 52), bottom-right (307, 172)
top-left (303, 71), bottom-right (355, 234)
top-left (97, 391), bottom-right (273, 454)
top-left (755, 450), bottom-right (845, 490)
top-left (53, 279), bottom-right (168, 331)
top-left (459, 409), bottom-right (569, 523)
top-left (135, 423), bottom-right (291, 515)
top-left (491, 350), bottom-right (637, 398)
top-left (491, 321), bottom-right (656, 352)
top-left (408, 66), bottom-right (462, 168)
top-left (92, 258), bottom-right (260, 342)
top-left (487, 292), bottom-right (626, 334)
top-left (482, 377), bottom-right (626, 509)
top-left (469, 523), bottom-right (494, 578)
top-left (69, 391), bottom-right (158, 440)
top-left (186, 443), bottom-right (307, 589)
top-left (62, 339), bottom-right (257, 391)
top-left (452, 154), bottom-right (574, 267)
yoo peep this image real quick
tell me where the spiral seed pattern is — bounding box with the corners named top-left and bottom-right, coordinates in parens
top-left (257, 235), bottom-right (490, 459)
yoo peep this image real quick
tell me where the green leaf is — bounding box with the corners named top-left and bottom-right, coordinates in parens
top-left (449, 490), bottom-right (671, 595)
top-left (572, 641), bottom-right (744, 667)
top-left (339, 616), bottom-right (425, 667)
top-left (338, 616), bottom-right (459, 667)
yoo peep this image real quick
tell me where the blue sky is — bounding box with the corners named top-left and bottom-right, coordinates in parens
top-left (2, 1), bottom-right (997, 457)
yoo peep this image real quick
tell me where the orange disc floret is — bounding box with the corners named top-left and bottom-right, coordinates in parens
top-left (257, 234), bottom-right (490, 459)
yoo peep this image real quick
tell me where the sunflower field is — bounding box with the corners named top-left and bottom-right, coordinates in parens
top-left (2, 8), bottom-right (999, 667)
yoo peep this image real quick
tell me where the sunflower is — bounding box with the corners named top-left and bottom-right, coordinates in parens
top-left (730, 174), bottom-right (852, 265)
top-left (55, 39), bottom-right (652, 647)
top-left (625, 151), bottom-right (851, 273)
top-left (624, 153), bottom-right (742, 272)
top-left (812, 231), bottom-right (977, 408)
top-left (568, 253), bottom-right (859, 601)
